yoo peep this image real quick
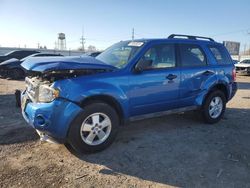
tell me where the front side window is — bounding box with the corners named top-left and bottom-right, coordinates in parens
top-left (138, 44), bottom-right (176, 70)
top-left (209, 45), bottom-right (231, 64)
top-left (179, 44), bottom-right (206, 67)
top-left (96, 41), bottom-right (143, 69)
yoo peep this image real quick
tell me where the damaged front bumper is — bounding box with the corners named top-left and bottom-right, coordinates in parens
top-left (20, 90), bottom-right (83, 143)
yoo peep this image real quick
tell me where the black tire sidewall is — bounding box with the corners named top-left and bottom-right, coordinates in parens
top-left (202, 90), bottom-right (226, 124)
top-left (67, 102), bottom-right (119, 154)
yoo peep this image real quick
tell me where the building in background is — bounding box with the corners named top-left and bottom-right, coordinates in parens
top-left (223, 41), bottom-right (240, 56)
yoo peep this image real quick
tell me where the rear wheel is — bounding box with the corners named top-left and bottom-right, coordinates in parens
top-left (66, 102), bottom-right (119, 154)
top-left (202, 90), bottom-right (226, 124)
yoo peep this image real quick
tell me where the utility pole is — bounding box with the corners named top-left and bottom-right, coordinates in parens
top-left (132, 28), bottom-right (135, 41)
top-left (80, 26), bottom-right (86, 52)
top-left (54, 41), bottom-right (57, 49)
top-left (244, 43), bottom-right (247, 55)
top-left (248, 32), bottom-right (250, 55)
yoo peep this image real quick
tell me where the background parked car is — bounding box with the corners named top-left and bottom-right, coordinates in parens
top-left (0, 53), bottom-right (63, 79)
top-left (0, 50), bottom-right (39, 63)
top-left (235, 59), bottom-right (250, 75)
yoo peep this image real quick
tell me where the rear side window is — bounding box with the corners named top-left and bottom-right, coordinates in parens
top-left (179, 44), bottom-right (206, 67)
top-left (209, 45), bottom-right (231, 64)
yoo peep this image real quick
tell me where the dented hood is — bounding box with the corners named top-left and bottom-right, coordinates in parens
top-left (21, 56), bottom-right (116, 73)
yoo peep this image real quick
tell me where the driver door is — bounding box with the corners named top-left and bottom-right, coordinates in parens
top-left (128, 43), bottom-right (180, 116)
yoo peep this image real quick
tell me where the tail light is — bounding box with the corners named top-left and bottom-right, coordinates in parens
top-left (232, 68), bottom-right (236, 82)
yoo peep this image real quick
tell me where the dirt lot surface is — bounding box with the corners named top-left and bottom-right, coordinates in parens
top-left (0, 76), bottom-right (250, 188)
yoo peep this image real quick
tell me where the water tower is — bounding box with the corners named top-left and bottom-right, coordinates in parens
top-left (58, 33), bottom-right (66, 50)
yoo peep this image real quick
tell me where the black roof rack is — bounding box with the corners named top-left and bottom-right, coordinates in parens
top-left (168, 34), bottom-right (214, 42)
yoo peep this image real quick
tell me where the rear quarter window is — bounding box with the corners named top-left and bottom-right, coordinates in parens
top-left (209, 45), bottom-right (232, 64)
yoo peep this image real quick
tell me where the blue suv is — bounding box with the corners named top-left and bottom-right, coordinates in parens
top-left (20, 34), bottom-right (237, 153)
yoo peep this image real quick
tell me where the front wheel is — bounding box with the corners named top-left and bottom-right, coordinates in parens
top-left (66, 102), bottom-right (119, 154)
top-left (202, 90), bottom-right (226, 124)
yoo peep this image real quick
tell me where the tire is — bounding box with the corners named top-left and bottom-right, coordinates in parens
top-left (202, 90), bottom-right (226, 124)
top-left (9, 68), bottom-right (25, 80)
top-left (66, 102), bottom-right (119, 154)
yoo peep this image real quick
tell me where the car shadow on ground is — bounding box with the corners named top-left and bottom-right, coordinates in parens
top-left (75, 108), bottom-right (250, 187)
top-left (237, 81), bottom-right (250, 90)
top-left (0, 94), bottom-right (39, 145)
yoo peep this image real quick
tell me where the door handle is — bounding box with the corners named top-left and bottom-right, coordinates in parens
top-left (166, 74), bottom-right (177, 80)
top-left (203, 70), bottom-right (214, 76)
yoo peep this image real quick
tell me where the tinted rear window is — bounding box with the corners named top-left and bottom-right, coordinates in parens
top-left (209, 45), bottom-right (232, 64)
top-left (179, 44), bottom-right (207, 67)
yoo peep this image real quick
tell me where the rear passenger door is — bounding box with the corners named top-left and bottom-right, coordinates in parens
top-left (178, 43), bottom-right (215, 107)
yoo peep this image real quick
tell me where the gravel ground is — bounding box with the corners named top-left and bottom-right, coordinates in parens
top-left (0, 76), bottom-right (250, 188)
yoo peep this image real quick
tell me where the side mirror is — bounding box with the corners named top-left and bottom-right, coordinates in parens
top-left (134, 59), bottom-right (152, 73)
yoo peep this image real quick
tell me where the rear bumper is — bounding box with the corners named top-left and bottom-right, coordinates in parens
top-left (228, 82), bottom-right (237, 101)
top-left (21, 90), bottom-right (83, 143)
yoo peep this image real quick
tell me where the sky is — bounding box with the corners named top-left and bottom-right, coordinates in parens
top-left (0, 0), bottom-right (250, 51)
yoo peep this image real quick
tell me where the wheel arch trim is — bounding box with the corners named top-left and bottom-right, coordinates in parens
top-left (79, 94), bottom-right (126, 125)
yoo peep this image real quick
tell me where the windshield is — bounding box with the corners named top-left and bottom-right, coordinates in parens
top-left (96, 41), bottom-right (143, 69)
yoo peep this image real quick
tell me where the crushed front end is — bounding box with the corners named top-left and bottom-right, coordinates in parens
top-left (21, 76), bottom-right (83, 143)
top-left (19, 56), bottom-right (116, 143)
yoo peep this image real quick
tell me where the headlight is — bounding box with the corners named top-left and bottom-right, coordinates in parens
top-left (38, 85), bottom-right (60, 102)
